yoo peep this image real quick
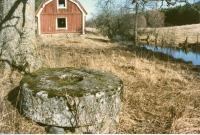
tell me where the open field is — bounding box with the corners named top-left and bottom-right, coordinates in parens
top-left (138, 24), bottom-right (200, 46)
top-left (0, 28), bottom-right (200, 134)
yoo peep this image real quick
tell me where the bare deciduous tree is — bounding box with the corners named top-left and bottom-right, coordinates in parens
top-left (86, 19), bottom-right (95, 28)
top-left (94, 0), bottom-right (133, 40)
top-left (95, 0), bottom-right (189, 43)
top-left (138, 14), bottom-right (147, 28)
top-left (146, 10), bottom-right (165, 28)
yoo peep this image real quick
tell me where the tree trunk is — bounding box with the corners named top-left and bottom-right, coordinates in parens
top-left (134, 0), bottom-right (139, 45)
top-left (0, 0), bottom-right (42, 73)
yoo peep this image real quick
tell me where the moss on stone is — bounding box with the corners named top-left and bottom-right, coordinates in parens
top-left (46, 76), bottom-right (61, 82)
top-left (20, 75), bottom-right (32, 85)
top-left (30, 86), bottom-right (68, 98)
top-left (48, 67), bottom-right (75, 73)
top-left (20, 69), bottom-right (66, 98)
top-left (30, 69), bottom-right (47, 77)
top-left (65, 88), bottom-right (87, 97)
top-left (20, 67), bottom-right (123, 99)
top-left (30, 67), bottom-right (75, 77)
top-left (20, 75), bottom-right (41, 89)
top-left (94, 75), bottom-right (105, 79)
top-left (70, 93), bottom-right (84, 97)
top-left (94, 75), bottom-right (106, 82)
top-left (19, 67), bottom-right (123, 128)
top-left (47, 89), bottom-right (65, 98)
top-left (48, 67), bottom-right (74, 72)
top-left (59, 81), bottom-right (77, 86)
top-left (99, 79), bottom-right (106, 82)
top-left (91, 91), bottom-right (100, 95)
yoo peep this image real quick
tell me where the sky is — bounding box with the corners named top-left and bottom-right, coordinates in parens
top-left (78, 0), bottom-right (96, 20)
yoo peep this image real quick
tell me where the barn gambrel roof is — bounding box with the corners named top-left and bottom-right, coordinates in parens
top-left (36, 0), bottom-right (88, 17)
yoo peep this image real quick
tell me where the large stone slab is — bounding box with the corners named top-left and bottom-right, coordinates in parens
top-left (19, 67), bottom-right (123, 129)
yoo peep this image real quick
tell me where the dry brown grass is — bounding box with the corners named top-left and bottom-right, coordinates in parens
top-left (0, 28), bottom-right (200, 134)
top-left (139, 23), bottom-right (200, 45)
top-left (0, 70), bottom-right (46, 134)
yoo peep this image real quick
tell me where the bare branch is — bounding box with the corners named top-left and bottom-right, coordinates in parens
top-left (186, 1), bottom-right (200, 14)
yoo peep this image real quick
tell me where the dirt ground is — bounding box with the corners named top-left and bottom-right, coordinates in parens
top-left (0, 28), bottom-right (200, 134)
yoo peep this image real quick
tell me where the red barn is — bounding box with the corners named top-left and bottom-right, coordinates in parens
top-left (36, 0), bottom-right (87, 35)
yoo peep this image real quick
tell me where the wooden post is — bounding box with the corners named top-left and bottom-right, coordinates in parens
top-left (174, 33), bottom-right (176, 43)
top-left (184, 36), bottom-right (188, 50)
top-left (147, 33), bottom-right (150, 39)
top-left (155, 33), bottom-right (158, 42)
top-left (155, 33), bottom-right (158, 46)
top-left (184, 33), bottom-right (186, 43)
top-left (196, 33), bottom-right (199, 54)
top-left (161, 33), bottom-right (165, 46)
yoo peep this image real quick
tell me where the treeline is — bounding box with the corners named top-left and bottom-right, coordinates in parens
top-left (87, 10), bottom-right (165, 28)
top-left (87, 2), bottom-right (200, 28)
top-left (162, 2), bottom-right (200, 26)
top-left (35, 0), bottom-right (44, 11)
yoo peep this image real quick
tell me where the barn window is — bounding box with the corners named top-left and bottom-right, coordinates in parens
top-left (58, 0), bottom-right (66, 8)
top-left (57, 18), bottom-right (67, 29)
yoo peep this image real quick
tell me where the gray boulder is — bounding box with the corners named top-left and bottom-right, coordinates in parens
top-left (19, 67), bottom-right (123, 132)
top-left (49, 126), bottom-right (65, 134)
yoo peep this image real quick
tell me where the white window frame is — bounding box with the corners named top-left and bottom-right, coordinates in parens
top-left (56, 18), bottom-right (68, 30)
top-left (57, 0), bottom-right (67, 9)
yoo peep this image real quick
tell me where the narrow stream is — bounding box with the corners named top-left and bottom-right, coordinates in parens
top-left (123, 40), bottom-right (200, 65)
top-left (140, 44), bottom-right (200, 65)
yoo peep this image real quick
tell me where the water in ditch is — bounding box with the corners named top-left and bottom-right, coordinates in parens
top-left (140, 44), bottom-right (200, 65)
top-left (123, 41), bottom-right (200, 65)
top-left (142, 45), bottom-right (200, 65)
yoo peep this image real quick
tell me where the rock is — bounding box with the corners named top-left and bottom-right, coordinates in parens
top-left (19, 67), bottom-right (123, 133)
top-left (49, 126), bottom-right (65, 134)
top-left (75, 118), bottom-right (116, 134)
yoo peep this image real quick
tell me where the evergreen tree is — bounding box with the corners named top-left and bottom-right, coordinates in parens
top-left (162, 2), bottom-right (200, 26)
top-left (35, 0), bottom-right (44, 11)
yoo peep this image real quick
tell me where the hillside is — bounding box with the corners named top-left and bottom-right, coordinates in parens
top-left (139, 23), bottom-right (200, 46)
